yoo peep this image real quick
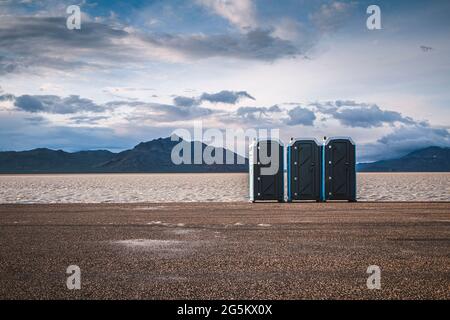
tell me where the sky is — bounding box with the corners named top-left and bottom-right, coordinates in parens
top-left (0, 0), bottom-right (449, 162)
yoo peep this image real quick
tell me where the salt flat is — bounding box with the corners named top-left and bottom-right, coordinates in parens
top-left (0, 202), bottom-right (448, 299)
top-left (0, 172), bottom-right (448, 203)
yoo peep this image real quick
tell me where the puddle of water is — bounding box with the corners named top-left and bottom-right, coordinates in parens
top-left (114, 239), bottom-right (183, 248)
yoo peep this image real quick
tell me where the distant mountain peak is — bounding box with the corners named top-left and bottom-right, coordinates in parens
top-left (403, 146), bottom-right (449, 157)
top-left (358, 146), bottom-right (450, 172)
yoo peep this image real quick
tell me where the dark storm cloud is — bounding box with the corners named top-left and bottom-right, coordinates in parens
top-left (284, 106), bottom-right (316, 126)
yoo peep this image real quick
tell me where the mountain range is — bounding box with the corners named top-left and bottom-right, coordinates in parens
top-left (0, 136), bottom-right (247, 173)
top-left (0, 137), bottom-right (448, 173)
top-left (357, 146), bottom-right (450, 172)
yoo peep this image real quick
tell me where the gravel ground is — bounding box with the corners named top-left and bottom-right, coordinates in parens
top-left (0, 202), bottom-right (449, 299)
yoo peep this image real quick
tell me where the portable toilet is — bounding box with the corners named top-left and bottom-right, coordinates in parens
top-left (287, 138), bottom-right (323, 202)
top-left (323, 137), bottom-right (356, 202)
top-left (249, 139), bottom-right (284, 202)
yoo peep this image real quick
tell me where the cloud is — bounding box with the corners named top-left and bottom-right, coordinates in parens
top-left (2, 87), bottom-right (216, 122)
top-left (103, 98), bottom-right (215, 122)
top-left (0, 16), bottom-right (131, 73)
top-left (196, 0), bottom-right (257, 30)
top-left (0, 14), bottom-right (300, 76)
top-left (146, 103), bottom-right (214, 121)
top-left (420, 45), bottom-right (433, 52)
top-left (13, 94), bottom-right (106, 114)
top-left (173, 96), bottom-right (197, 107)
top-left (231, 100), bottom-right (414, 129)
top-left (0, 94), bottom-right (15, 102)
top-left (360, 124), bottom-right (450, 162)
top-left (0, 92), bottom-right (216, 151)
top-left (14, 95), bottom-right (44, 112)
top-left (284, 106), bottom-right (316, 126)
top-left (102, 87), bottom-right (155, 100)
top-left (236, 105), bottom-right (281, 121)
top-left (173, 90), bottom-right (255, 106)
top-left (2, 89), bottom-right (449, 162)
top-left (378, 124), bottom-right (450, 149)
top-left (200, 90), bottom-right (255, 104)
top-left (24, 115), bottom-right (47, 124)
top-left (314, 101), bottom-right (416, 128)
top-left (331, 105), bottom-right (414, 128)
top-left (0, 56), bottom-right (19, 75)
top-left (69, 115), bottom-right (109, 125)
top-left (145, 28), bottom-right (299, 61)
top-left (0, 111), bottom-right (132, 152)
top-left (309, 1), bottom-right (355, 33)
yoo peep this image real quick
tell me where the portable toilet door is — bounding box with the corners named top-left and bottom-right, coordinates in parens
top-left (287, 139), bottom-right (322, 202)
top-left (324, 137), bottom-right (356, 202)
top-left (249, 139), bottom-right (284, 202)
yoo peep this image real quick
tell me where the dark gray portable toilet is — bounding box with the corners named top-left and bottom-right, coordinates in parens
top-left (287, 138), bottom-right (322, 202)
top-left (324, 137), bottom-right (356, 202)
top-left (249, 139), bottom-right (284, 202)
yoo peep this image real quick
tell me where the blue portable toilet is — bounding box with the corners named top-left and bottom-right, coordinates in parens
top-left (323, 137), bottom-right (356, 202)
top-left (249, 139), bottom-right (284, 202)
top-left (287, 138), bottom-right (323, 202)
